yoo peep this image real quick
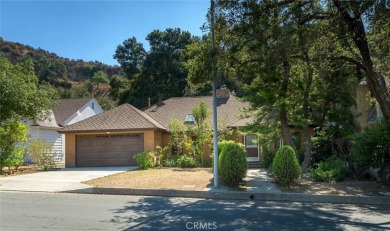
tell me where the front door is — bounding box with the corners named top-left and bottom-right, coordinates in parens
top-left (245, 134), bottom-right (259, 162)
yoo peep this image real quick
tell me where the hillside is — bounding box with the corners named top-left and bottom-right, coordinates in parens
top-left (0, 38), bottom-right (123, 84)
top-left (0, 38), bottom-right (123, 110)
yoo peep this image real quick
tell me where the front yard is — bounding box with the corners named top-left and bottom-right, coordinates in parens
top-left (83, 168), bottom-right (213, 190)
top-left (82, 167), bottom-right (390, 196)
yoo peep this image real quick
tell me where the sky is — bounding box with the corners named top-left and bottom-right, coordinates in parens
top-left (0, 0), bottom-right (210, 65)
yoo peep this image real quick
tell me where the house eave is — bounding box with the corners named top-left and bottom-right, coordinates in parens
top-left (59, 127), bottom-right (167, 134)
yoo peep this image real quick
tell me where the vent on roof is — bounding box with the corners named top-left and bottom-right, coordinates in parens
top-left (185, 114), bottom-right (195, 124)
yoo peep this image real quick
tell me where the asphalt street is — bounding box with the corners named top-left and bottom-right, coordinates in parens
top-left (1, 192), bottom-right (389, 231)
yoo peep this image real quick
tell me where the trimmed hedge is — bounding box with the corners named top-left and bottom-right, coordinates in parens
top-left (218, 141), bottom-right (248, 187)
top-left (271, 145), bottom-right (301, 187)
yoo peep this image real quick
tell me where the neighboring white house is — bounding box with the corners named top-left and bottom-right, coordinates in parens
top-left (26, 98), bottom-right (103, 165)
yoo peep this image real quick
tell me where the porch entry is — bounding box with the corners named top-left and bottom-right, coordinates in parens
top-left (244, 134), bottom-right (260, 162)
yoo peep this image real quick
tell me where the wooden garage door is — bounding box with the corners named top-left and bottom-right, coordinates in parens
top-left (76, 134), bottom-right (144, 167)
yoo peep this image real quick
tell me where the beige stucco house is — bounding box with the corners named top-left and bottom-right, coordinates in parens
top-left (59, 89), bottom-right (261, 167)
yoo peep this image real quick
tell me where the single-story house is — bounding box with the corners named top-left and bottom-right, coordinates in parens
top-left (26, 98), bottom-right (103, 164)
top-left (60, 88), bottom-right (261, 167)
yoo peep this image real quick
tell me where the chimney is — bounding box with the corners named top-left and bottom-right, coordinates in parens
top-left (148, 98), bottom-right (151, 107)
top-left (216, 85), bottom-right (230, 99)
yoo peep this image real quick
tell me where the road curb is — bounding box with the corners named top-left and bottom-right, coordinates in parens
top-left (88, 187), bottom-right (390, 205)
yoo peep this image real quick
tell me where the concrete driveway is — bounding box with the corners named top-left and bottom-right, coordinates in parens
top-left (0, 167), bottom-right (136, 193)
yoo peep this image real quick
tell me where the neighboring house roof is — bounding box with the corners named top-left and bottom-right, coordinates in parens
top-left (53, 98), bottom-right (93, 125)
top-left (143, 94), bottom-right (252, 130)
top-left (35, 110), bottom-right (60, 128)
top-left (60, 104), bottom-right (166, 132)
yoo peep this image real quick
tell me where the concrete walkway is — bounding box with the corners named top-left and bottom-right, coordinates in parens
top-left (0, 167), bottom-right (136, 193)
top-left (245, 169), bottom-right (281, 193)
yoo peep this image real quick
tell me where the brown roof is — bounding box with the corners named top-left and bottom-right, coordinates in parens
top-left (35, 110), bottom-right (60, 128)
top-left (60, 104), bottom-right (165, 132)
top-left (143, 95), bottom-right (252, 130)
top-left (53, 98), bottom-right (93, 125)
top-left (228, 117), bottom-right (254, 127)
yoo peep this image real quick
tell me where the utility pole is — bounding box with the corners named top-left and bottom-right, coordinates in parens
top-left (211, 0), bottom-right (219, 188)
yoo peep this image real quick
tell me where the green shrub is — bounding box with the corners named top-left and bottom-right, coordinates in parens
top-left (3, 146), bottom-right (25, 172)
top-left (261, 144), bottom-right (276, 168)
top-left (312, 127), bottom-right (352, 165)
top-left (218, 141), bottom-right (248, 188)
top-left (162, 157), bottom-right (177, 167)
top-left (350, 120), bottom-right (390, 170)
top-left (176, 155), bottom-right (198, 168)
top-left (218, 140), bottom-right (236, 154)
top-left (133, 151), bottom-right (154, 169)
top-left (154, 146), bottom-right (170, 167)
top-left (26, 139), bottom-right (56, 170)
top-left (311, 157), bottom-right (347, 183)
top-left (0, 120), bottom-right (28, 174)
top-left (271, 145), bottom-right (301, 187)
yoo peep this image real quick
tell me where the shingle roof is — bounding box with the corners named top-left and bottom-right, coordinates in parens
top-left (143, 95), bottom-right (252, 130)
top-left (228, 117), bottom-right (254, 127)
top-left (60, 104), bottom-right (166, 132)
top-left (35, 110), bottom-right (60, 128)
top-left (53, 98), bottom-right (93, 125)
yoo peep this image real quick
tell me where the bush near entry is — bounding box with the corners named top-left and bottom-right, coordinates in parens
top-left (271, 145), bottom-right (301, 187)
top-left (218, 141), bottom-right (248, 188)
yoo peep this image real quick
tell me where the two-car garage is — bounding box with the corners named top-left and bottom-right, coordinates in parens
top-left (60, 104), bottom-right (166, 168)
top-left (75, 134), bottom-right (144, 167)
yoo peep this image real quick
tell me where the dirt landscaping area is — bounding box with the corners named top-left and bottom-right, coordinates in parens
top-left (0, 165), bottom-right (39, 177)
top-left (286, 178), bottom-right (390, 196)
top-left (83, 167), bottom-right (390, 196)
top-left (83, 168), bottom-right (214, 190)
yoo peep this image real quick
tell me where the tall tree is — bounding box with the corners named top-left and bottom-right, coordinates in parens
top-left (113, 37), bottom-right (146, 78)
top-left (330, 0), bottom-right (390, 119)
top-left (0, 58), bottom-right (59, 122)
top-left (114, 28), bottom-right (193, 108)
top-left (217, 0), bottom-right (361, 171)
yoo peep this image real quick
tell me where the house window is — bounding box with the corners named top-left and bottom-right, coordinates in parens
top-left (245, 134), bottom-right (258, 148)
top-left (92, 102), bottom-right (95, 110)
top-left (367, 106), bottom-right (383, 124)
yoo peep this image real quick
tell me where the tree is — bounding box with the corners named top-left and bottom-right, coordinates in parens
top-left (113, 37), bottom-right (146, 78)
top-left (216, 0), bottom-right (362, 172)
top-left (114, 28), bottom-right (193, 108)
top-left (0, 58), bottom-right (59, 122)
top-left (330, 0), bottom-right (390, 119)
top-left (186, 102), bottom-right (212, 165)
top-left (91, 71), bottom-right (109, 94)
top-left (109, 74), bottom-right (130, 101)
top-left (168, 119), bottom-right (186, 155)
